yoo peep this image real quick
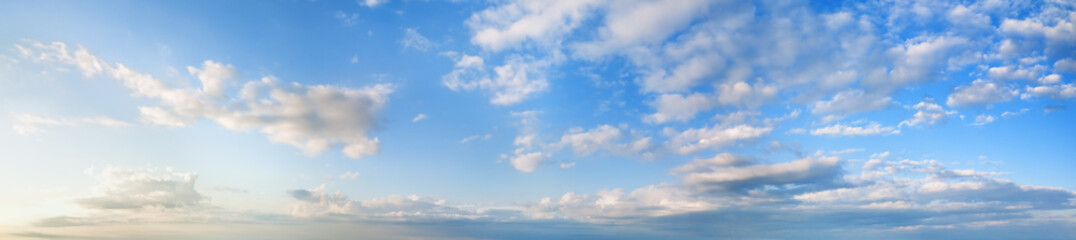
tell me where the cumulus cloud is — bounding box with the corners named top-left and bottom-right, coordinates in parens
top-left (75, 166), bottom-right (205, 210)
top-left (11, 113), bottom-right (130, 135)
top-left (16, 40), bottom-right (392, 159)
top-left (946, 80), bottom-right (1018, 107)
top-left (973, 114), bottom-right (995, 126)
top-left (811, 122), bottom-right (900, 136)
top-left (899, 98), bottom-right (955, 127)
top-left (665, 124), bottom-right (771, 155)
top-left (1021, 83), bottom-right (1076, 100)
top-left (442, 54), bottom-right (555, 105)
top-left (567, 125), bottom-right (652, 156)
top-left (466, 0), bottom-right (604, 51)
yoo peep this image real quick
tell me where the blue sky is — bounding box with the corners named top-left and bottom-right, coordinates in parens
top-left (1, 0), bottom-right (1075, 239)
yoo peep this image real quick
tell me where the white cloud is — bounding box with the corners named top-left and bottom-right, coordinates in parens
top-left (401, 28), bottom-right (433, 51)
top-left (811, 90), bottom-right (893, 121)
top-left (411, 113), bottom-right (427, 123)
top-left (11, 113), bottom-right (131, 135)
top-left (528, 184), bottom-right (716, 221)
top-left (715, 81), bottom-right (777, 107)
top-left (442, 54), bottom-right (555, 105)
top-left (187, 60), bottom-right (237, 99)
top-left (466, 0), bottom-right (604, 51)
top-left (510, 151), bottom-right (546, 173)
top-left (643, 93), bottom-right (712, 124)
top-left (460, 134), bottom-right (492, 143)
top-left (811, 122), bottom-right (900, 136)
top-left (335, 11), bottom-right (359, 25)
top-left (973, 114), bottom-right (995, 126)
top-left (1001, 108), bottom-right (1029, 118)
top-left (76, 166), bottom-right (205, 209)
top-left (559, 162), bottom-right (576, 169)
top-left (899, 98), bottom-right (955, 127)
top-left (1054, 58), bottom-right (1076, 73)
top-left (17, 41), bottom-right (392, 159)
top-left (998, 12), bottom-right (1076, 58)
top-left (946, 80), bottom-right (1017, 107)
top-left (665, 124), bottom-right (771, 155)
top-left (556, 125), bottom-right (651, 157)
top-left (1021, 83), bottom-right (1076, 100)
top-left (986, 65), bottom-right (1044, 82)
top-left (287, 185), bottom-right (509, 220)
top-left (573, 0), bottom-right (711, 58)
top-left (362, 0), bottom-right (386, 8)
top-left (339, 171), bottom-right (360, 180)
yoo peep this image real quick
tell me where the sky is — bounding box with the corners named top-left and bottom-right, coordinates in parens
top-left (0, 0), bottom-right (1074, 239)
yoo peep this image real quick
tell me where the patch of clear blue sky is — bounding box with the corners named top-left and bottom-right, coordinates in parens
top-left (0, 0), bottom-right (1073, 206)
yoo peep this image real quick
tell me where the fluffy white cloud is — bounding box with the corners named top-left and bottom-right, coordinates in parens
top-left (986, 65), bottom-right (1045, 82)
top-left (811, 122), bottom-right (900, 136)
top-left (973, 114), bottom-right (995, 126)
top-left (899, 98), bottom-right (955, 127)
top-left (442, 54), bottom-right (554, 105)
top-left (76, 166), bottom-right (205, 209)
top-left (946, 80), bottom-right (1018, 107)
top-left (665, 124), bottom-right (771, 155)
top-left (186, 60), bottom-right (237, 98)
top-left (16, 41), bottom-right (392, 159)
top-left (11, 113), bottom-right (130, 135)
top-left (998, 12), bottom-right (1076, 58)
top-left (643, 93), bottom-right (712, 124)
top-left (1021, 83), bottom-right (1076, 100)
top-left (467, 0), bottom-right (604, 51)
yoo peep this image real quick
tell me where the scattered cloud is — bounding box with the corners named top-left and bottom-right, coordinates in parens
top-left (811, 122), bottom-right (900, 136)
top-left (946, 80), bottom-right (1018, 107)
top-left (442, 54), bottom-right (557, 105)
top-left (401, 28), bottom-right (433, 51)
top-left (411, 113), bottom-right (427, 123)
top-left (665, 124), bottom-right (771, 155)
top-left (900, 98), bottom-right (955, 127)
top-left (973, 114), bottom-right (995, 126)
top-left (335, 11), bottom-right (359, 26)
top-left (339, 171), bottom-right (359, 180)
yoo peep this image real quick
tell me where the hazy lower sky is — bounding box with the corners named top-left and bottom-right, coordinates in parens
top-left (1, 0), bottom-right (1075, 239)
